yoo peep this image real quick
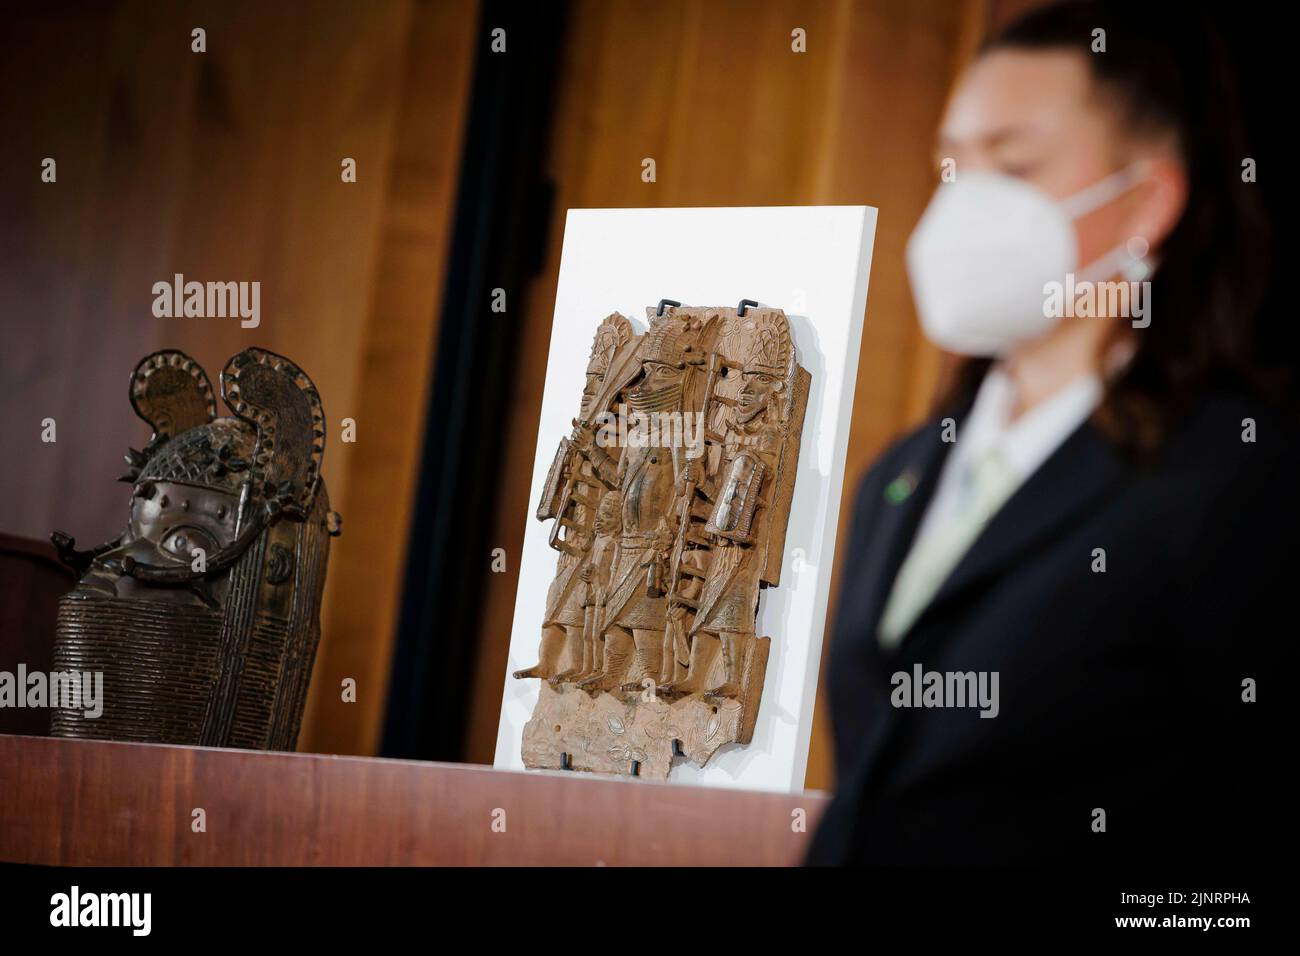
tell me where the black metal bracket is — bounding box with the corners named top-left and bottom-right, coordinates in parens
top-left (737, 298), bottom-right (759, 316)
top-left (656, 298), bottom-right (681, 316)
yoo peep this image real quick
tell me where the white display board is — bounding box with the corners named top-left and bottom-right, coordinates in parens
top-left (493, 206), bottom-right (877, 792)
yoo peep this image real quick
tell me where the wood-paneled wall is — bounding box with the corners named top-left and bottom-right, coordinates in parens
top-left (3, 0), bottom-right (1038, 782)
top-left (466, 0), bottom-right (988, 788)
top-left (0, 0), bottom-right (477, 755)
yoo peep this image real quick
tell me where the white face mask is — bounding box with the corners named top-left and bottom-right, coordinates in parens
top-left (905, 164), bottom-right (1148, 356)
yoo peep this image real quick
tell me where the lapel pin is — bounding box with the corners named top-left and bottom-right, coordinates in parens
top-left (884, 470), bottom-right (918, 505)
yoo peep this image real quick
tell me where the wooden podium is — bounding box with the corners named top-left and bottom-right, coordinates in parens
top-left (0, 734), bottom-right (826, 866)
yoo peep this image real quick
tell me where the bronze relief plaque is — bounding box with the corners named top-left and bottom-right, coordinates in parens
top-left (515, 305), bottom-right (810, 778)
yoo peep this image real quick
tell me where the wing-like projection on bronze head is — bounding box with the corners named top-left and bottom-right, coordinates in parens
top-left (220, 347), bottom-right (325, 519)
top-left (121, 350), bottom-right (217, 481)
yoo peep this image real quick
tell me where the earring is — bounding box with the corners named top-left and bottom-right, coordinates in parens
top-left (1126, 257), bottom-right (1152, 282)
top-left (1125, 236), bottom-right (1152, 281)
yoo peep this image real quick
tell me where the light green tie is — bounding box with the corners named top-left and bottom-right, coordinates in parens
top-left (878, 449), bottom-right (1019, 649)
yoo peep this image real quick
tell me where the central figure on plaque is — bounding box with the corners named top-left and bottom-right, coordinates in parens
top-left (515, 303), bottom-right (810, 779)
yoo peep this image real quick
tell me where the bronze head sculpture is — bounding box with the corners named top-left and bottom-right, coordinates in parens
top-left (50, 348), bottom-right (340, 749)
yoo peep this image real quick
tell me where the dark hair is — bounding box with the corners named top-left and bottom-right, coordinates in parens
top-left (940, 0), bottom-right (1282, 456)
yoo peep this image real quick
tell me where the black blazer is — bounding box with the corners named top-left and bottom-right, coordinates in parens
top-left (807, 387), bottom-right (1294, 866)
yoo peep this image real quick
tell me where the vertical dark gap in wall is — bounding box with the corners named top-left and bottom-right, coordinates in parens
top-left (382, 1), bottom-right (567, 761)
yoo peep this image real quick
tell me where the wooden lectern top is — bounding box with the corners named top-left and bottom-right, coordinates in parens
top-left (0, 735), bottom-right (825, 866)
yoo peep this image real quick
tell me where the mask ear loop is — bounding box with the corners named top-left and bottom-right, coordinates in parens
top-left (1060, 160), bottom-right (1154, 284)
top-left (1076, 242), bottom-right (1151, 285)
top-left (1058, 159), bottom-right (1152, 220)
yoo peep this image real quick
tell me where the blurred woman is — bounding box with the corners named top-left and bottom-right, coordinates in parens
top-left (809, 0), bottom-right (1292, 865)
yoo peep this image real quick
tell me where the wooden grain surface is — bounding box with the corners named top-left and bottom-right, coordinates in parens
top-left (0, 536), bottom-right (74, 736)
top-left (0, 734), bottom-right (826, 866)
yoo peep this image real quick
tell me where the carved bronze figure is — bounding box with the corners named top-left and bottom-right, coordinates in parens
top-left (517, 304), bottom-right (810, 778)
top-left (520, 314), bottom-right (633, 684)
top-left (49, 348), bottom-right (340, 750)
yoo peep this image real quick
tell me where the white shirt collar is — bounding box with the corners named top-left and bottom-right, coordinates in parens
top-left (910, 363), bottom-right (1108, 547)
top-left (953, 365), bottom-right (1103, 481)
